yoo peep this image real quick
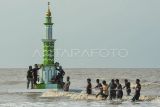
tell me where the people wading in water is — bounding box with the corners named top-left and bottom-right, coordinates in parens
top-left (96, 80), bottom-right (109, 100)
top-left (109, 79), bottom-right (117, 100)
top-left (132, 79), bottom-right (141, 101)
top-left (123, 79), bottom-right (131, 96)
top-left (32, 64), bottom-right (42, 86)
top-left (27, 66), bottom-right (34, 89)
top-left (86, 78), bottom-right (92, 95)
top-left (115, 79), bottom-right (123, 99)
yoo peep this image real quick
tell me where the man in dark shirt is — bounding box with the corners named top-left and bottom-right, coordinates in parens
top-left (95, 79), bottom-right (102, 89)
top-left (58, 66), bottom-right (65, 79)
top-left (109, 79), bottom-right (117, 100)
top-left (115, 79), bottom-right (123, 99)
top-left (132, 79), bottom-right (141, 101)
top-left (27, 66), bottom-right (33, 89)
top-left (54, 65), bottom-right (65, 84)
top-left (123, 79), bottom-right (131, 96)
top-left (86, 78), bottom-right (92, 94)
top-left (32, 64), bottom-right (41, 85)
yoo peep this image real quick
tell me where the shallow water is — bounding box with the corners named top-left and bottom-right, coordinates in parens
top-left (0, 68), bottom-right (160, 107)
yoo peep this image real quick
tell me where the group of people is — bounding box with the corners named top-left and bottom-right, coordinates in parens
top-left (27, 63), bottom-right (70, 91)
top-left (27, 64), bottom-right (42, 89)
top-left (27, 65), bottom-right (141, 101)
top-left (86, 78), bottom-right (141, 101)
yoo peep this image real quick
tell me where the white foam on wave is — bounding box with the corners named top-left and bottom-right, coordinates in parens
top-left (151, 98), bottom-right (160, 103)
top-left (41, 90), bottom-right (160, 101)
top-left (41, 90), bottom-right (103, 100)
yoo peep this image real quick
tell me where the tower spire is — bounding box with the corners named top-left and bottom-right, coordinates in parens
top-left (48, 2), bottom-right (50, 10)
top-left (46, 2), bottom-right (51, 17)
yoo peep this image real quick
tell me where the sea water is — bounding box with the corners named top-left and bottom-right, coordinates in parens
top-left (0, 68), bottom-right (160, 107)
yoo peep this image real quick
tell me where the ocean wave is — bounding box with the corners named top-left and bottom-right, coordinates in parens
top-left (0, 102), bottom-right (49, 107)
top-left (41, 90), bottom-right (160, 101)
top-left (151, 98), bottom-right (160, 103)
top-left (0, 81), bottom-right (24, 85)
top-left (142, 82), bottom-right (160, 87)
top-left (130, 82), bottom-right (160, 89)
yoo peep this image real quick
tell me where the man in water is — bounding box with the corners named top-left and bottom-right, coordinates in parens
top-left (115, 79), bottom-right (123, 99)
top-left (123, 79), bottom-right (131, 96)
top-left (58, 66), bottom-right (65, 81)
top-left (96, 80), bottom-right (109, 100)
top-left (132, 79), bottom-right (141, 101)
top-left (86, 78), bottom-right (92, 95)
top-left (109, 79), bottom-right (117, 100)
top-left (63, 76), bottom-right (71, 91)
top-left (27, 66), bottom-right (33, 89)
top-left (54, 62), bottom-right (65, 83)
top-left (32, 64), bottom-right (42, 85)
top-left (95, 79), bottom-right (102, 89)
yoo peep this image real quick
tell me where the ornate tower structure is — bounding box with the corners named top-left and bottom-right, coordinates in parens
top-left (37, 2), bottom-right (62, 89)
top-left (43, 2), bottom-right (55, 65)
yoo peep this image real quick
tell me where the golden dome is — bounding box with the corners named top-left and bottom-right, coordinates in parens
top-left (46, 9), bottom-right (51, 16)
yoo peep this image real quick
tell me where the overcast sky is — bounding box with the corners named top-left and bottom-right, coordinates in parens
top-left (0, 0), bottom-right (160, 68)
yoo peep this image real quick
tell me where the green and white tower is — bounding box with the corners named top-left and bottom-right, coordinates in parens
top-left (36, 2), bottom-right (62, 89)
top-left (43, 2), bottom-right (55, 65)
